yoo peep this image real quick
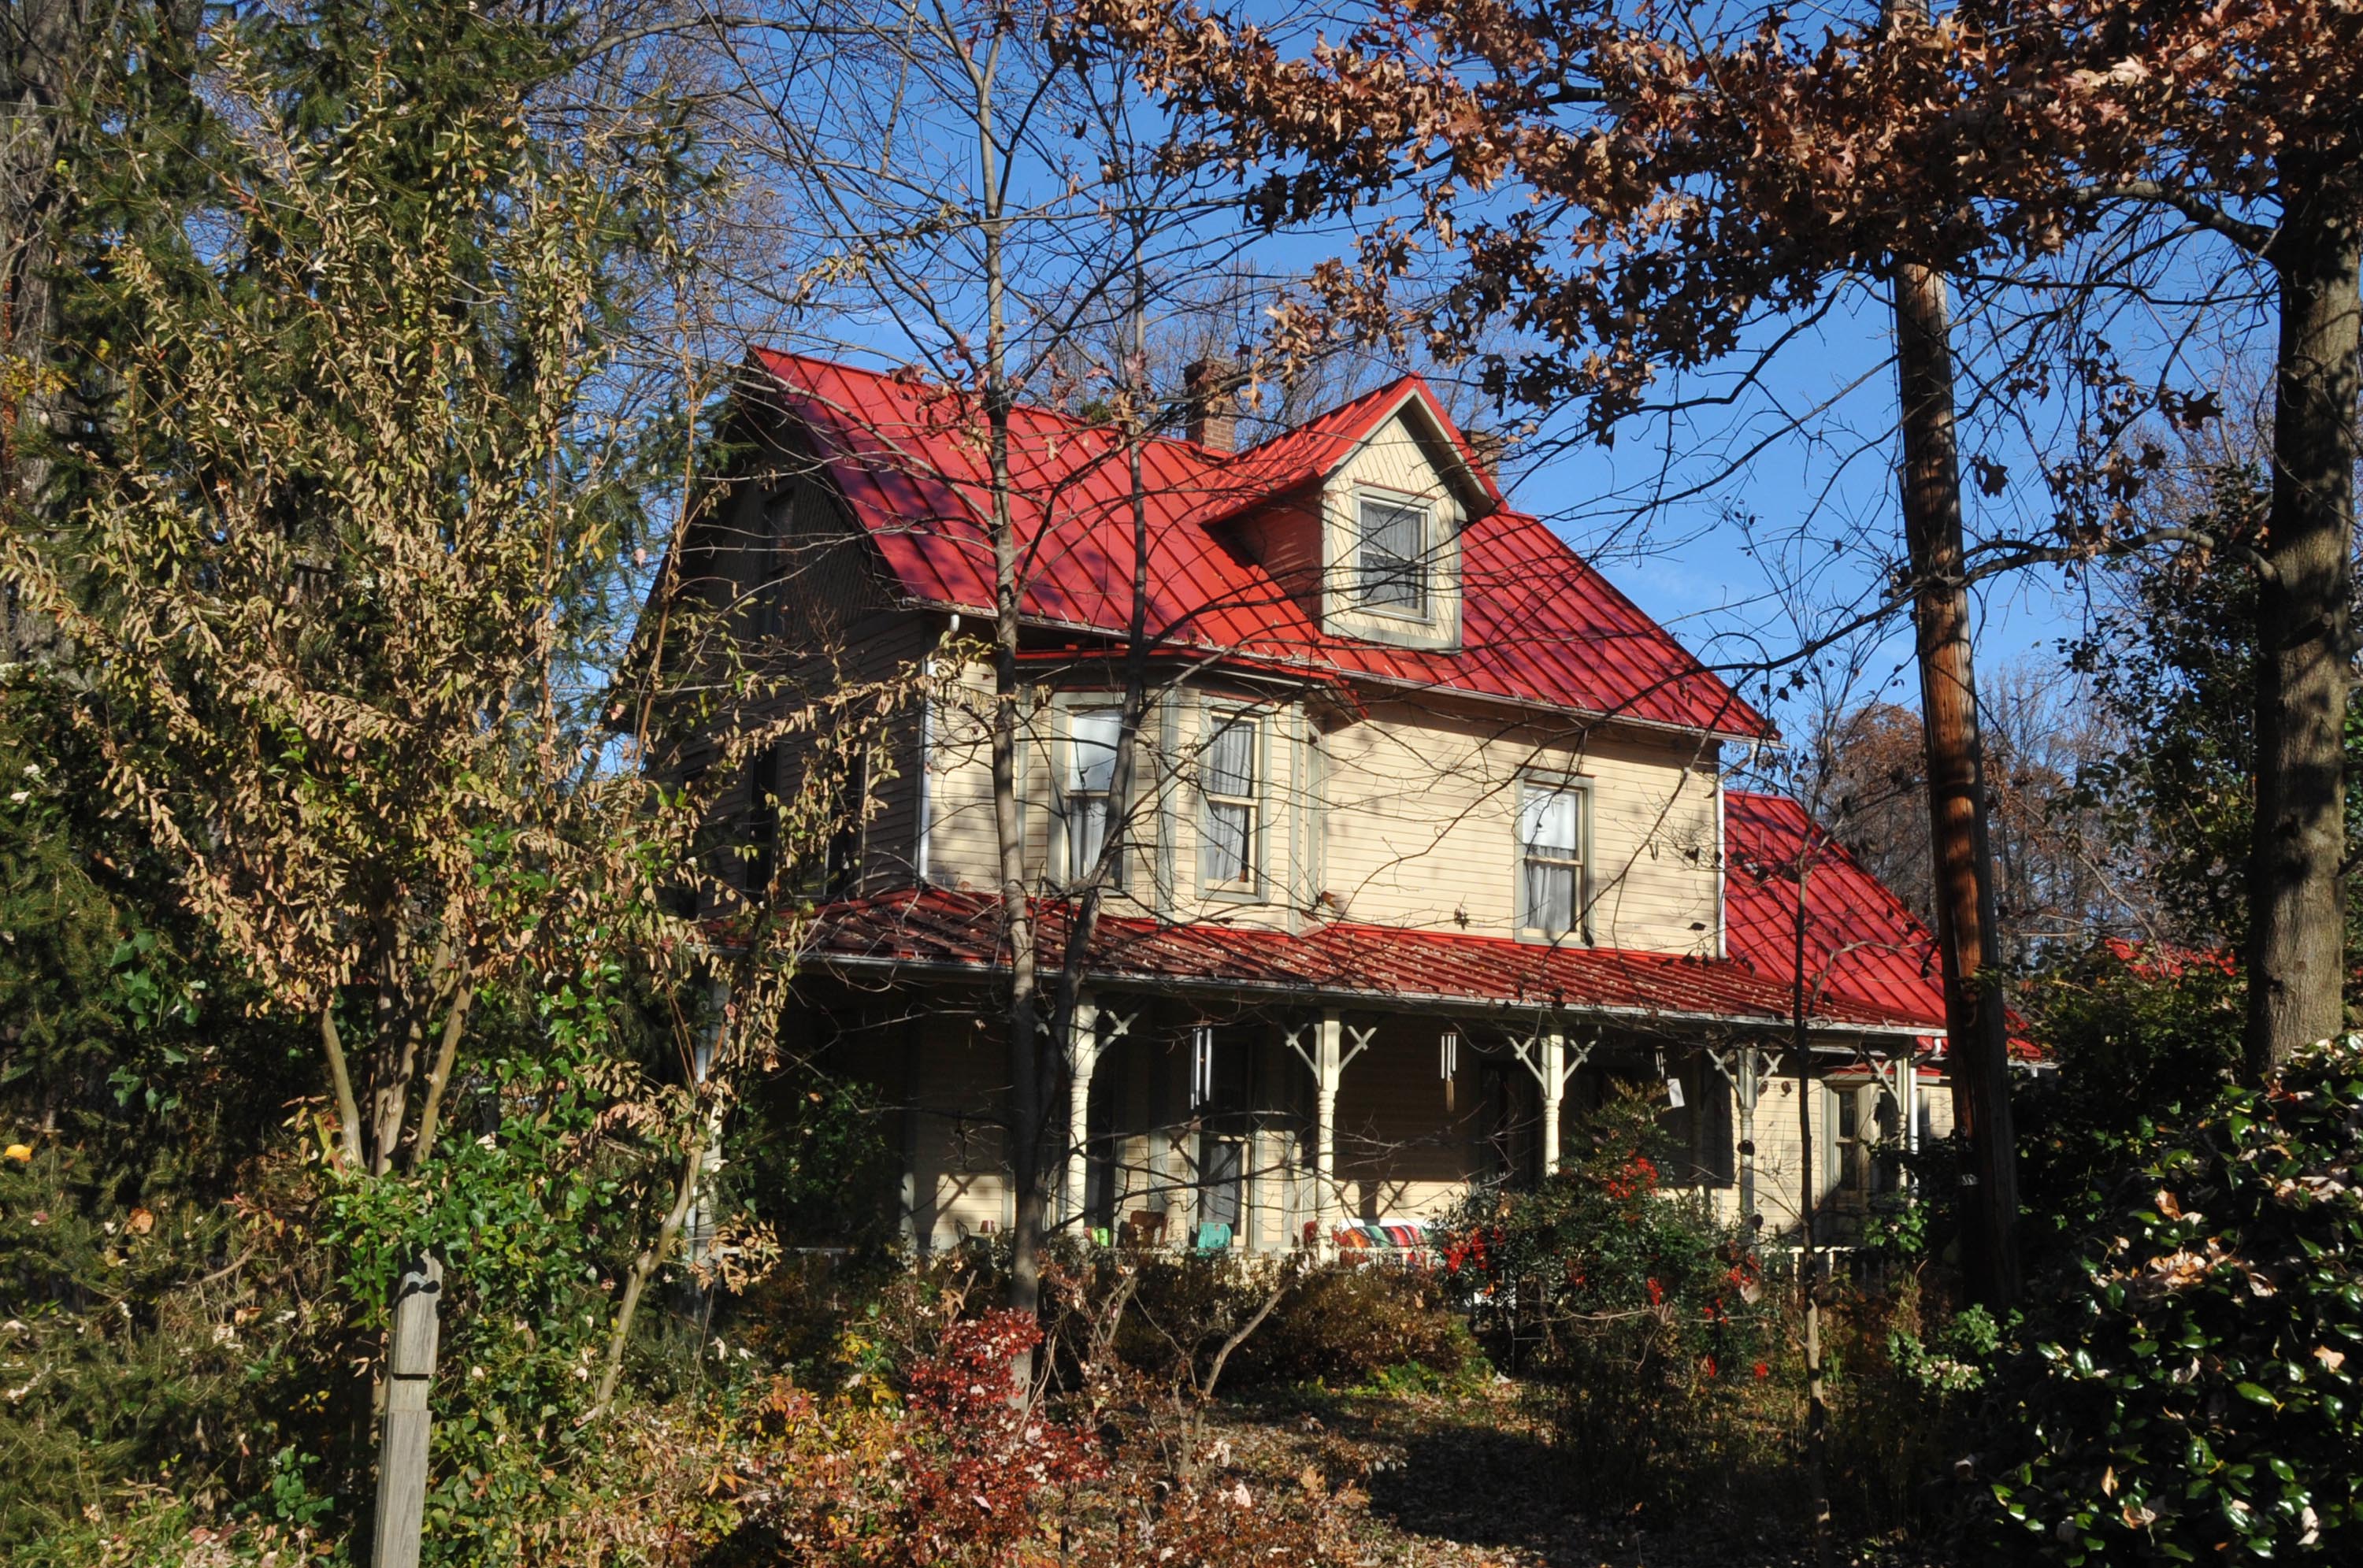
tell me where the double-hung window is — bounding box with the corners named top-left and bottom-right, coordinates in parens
top-left (1827, 1084), bottom-right (1873, 1198)
top-left (1200, 714), bottom-right (1259, 889)
top-left (1518, 780), bottom-right (1586, 936)
top-left (1064, 709), bottom-right (1122, 884)
top-left (1356, 495), bottom-right (1429, 613)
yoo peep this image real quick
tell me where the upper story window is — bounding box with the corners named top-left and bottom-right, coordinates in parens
top-left (1355, 495), bottom-right (1430, 614)
top-left (1064, 709), bottom-right (1123, 884)
top-left (1517, 779), bottom-right (1586, 936)
top-left (1200, 714), bottom-right (1259, 890)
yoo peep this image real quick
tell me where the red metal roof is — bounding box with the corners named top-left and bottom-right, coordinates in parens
top-left (1721, 791), bottom-right (1948, 1033)
top-left (750, 350), bottom-right (1771, 740)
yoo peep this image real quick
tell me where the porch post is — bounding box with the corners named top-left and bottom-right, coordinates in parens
top-left (1735, 1045), bottom-right (1760, 1226)
top-left (1314, 1010), bottom-right (1343, 1247)
top-left (1065, 998), bottom-right (1098, 1229)
top-left (1708, 1043), bottom-right (1777, 1229)
top-left (1285, 1010), bottom-right (1368, 1255)
top-left (1539, 1027), bottom-right (1566, 1175)
top-left (1510, 1023), bottom-right (1586, 1178)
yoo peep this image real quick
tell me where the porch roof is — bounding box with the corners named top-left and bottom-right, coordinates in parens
top-left (795, 887), bottom-right (1939, 1038)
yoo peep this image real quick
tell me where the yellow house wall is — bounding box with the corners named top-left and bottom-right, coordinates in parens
top-left (916, 679), bottom-right (1725, 955)
top-left (1316, 700), bottom-right (1721, 951)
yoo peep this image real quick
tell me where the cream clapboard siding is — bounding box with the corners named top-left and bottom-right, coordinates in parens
top-left (917, 680), bottom-right (1723, 951)
top-left (903, 1010), bottom-right (1017, 1244)
top-left (921, 673), bottom-right (1166, 900)
top-left (697, 472), bottom-right (937, 895)
top-left (1318, 701), bottom-right (1721, 951)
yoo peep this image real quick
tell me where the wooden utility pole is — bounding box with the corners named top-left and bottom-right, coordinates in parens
top-left (373, 1253), bottom-right (443, 1568)
top-left (1881, 0), bottom-right (2020, 1323)
top-left (1891, 251), bottom-right (2023, 1311)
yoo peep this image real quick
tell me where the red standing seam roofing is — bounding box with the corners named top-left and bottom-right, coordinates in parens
top-left (1721, 791), bottom-right (1947, 1033)
top-left (796, 887), bottom-right (1934, 1032)
top-left (790, 791), bottom-right (1954, 1037)
top-left (750, 349), bottom-right (1771, 740)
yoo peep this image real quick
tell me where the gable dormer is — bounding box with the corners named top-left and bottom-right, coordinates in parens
top-left (1215, 379), bottom-right (1498, 654)
top-left (1319, 395), bottom-right (1489, 651)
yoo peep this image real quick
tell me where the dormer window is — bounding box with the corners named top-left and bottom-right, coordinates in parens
top-left (1356, 495), bottom-right (1430, 614)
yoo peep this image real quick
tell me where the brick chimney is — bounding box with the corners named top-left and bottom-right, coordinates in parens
top-left (1183, 358), bottom-right (1237, 454)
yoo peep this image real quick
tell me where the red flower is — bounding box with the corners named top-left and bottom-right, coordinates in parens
top-left (1645, 1277), bottom-right (1664, 1306)
top-left (1753, 1361), bottom-right (1770, 1379)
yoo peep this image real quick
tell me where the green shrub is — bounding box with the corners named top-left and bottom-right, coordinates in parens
top-left (1985, 1036), bottom-right (2363, 1562)
top-left (1427, 1088), bottom-right (1778, 1513)
top-left (2015, 947), bottom-right (2243, 1256)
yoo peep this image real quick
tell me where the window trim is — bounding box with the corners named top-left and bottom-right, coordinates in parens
top-left (1055, 702), bottom-right (1126, 891)
top-left (1512, 773), bottom-right (1592, 943)
top-left (1825, 1081), bottom-right (1875, 1199)
top-left (1352, 487), bottom-right (1434, 620)
top-left (1198, 708), bottom-right (1263, 897)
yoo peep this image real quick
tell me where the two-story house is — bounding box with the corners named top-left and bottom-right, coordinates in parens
top-left (665, 348), bottom-right (1961, 1255)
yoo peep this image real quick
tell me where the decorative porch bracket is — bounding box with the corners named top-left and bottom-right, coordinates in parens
top-left (1868, 1043), bottom-right (1924, 1191)
top-left (1063, 998), bottom-right (1135, 1228)
top-left (1705, 1044), bottom-right (1784, 1230)
top-left (1506, 1025), bottom-right (1593, 1174)
top-left (1284, 1012), bottom-right (1372, 1253)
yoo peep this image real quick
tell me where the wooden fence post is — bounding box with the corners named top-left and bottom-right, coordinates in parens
top-left (373, 1251), bottom-right (442, 1568)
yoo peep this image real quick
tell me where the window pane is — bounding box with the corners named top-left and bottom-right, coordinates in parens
top-left (1523, 860), bottom-right (1576, 932)
top-left (1519, 787), bottom-right (1579, 854)
top-left (1357, 498), bottom-right (1426, 610)
top-left (1068, 710), bottom-right (1122, 792)
top-left (1206, 719), bottom-right (1254, 797)
top-left (1203, 801), bottom-right (1251, 884)
top-left (1069, 796), bottom-right (1107, 880)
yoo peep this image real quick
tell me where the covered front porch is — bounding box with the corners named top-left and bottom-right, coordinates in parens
top-left (790, 979), bottom-right (1941, 1258)
top-left (1052, 998), bottom-right (1743, 1254)
top-left (790, 888), bottom-right (1951, 1256)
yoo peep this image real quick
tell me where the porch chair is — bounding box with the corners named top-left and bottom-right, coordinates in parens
top-left (1119, 1210), bottom-right (1167, 1250)
top-left (1191, 1221), bottom-right (1233, 1254)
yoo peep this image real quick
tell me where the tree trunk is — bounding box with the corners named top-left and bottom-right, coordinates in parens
top-left (2246, 206), bottom-right (2360, 1080)
top-left (1790, 856), bottom-right (1828, 1568)
top-left (965, 71), bottom-right (1048, 1370)
top-left (989, 383), bottom-right (1048, 1344)
top-left (1892, 255), bottom-right (2021, 1310)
